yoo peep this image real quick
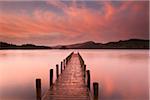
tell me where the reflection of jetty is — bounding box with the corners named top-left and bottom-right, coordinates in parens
top-left (35, 52), bottom-right (99, 100)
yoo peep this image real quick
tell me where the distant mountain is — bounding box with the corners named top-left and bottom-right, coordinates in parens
top-left (102, 39), bottom-right (149, 49)
top-left (53, 41), bottom-right (102, 49)
top-left (52, 39), bottom-right (149, 49)
top-left (0, 39), bottom-right (149, 49)
top-left (0, 42), bottom-right (51, 49)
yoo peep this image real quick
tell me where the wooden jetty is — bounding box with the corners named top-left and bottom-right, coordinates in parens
top-left (35, 52), bottom-right (99, 100)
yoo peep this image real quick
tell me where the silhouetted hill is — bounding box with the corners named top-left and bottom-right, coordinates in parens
top-left (0, 42), bottom-right (51, 49)
top-left (102, 39), bottom-right (149, 49)
top-left (52, 39), bottom-right (149, 49)
top-left (53, 41), bottom-right (103, 49)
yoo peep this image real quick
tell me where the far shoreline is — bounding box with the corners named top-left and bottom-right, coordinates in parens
top-left (0, 48), bottom-right (149, 50)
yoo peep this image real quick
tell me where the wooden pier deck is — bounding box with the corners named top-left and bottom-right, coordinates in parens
top-left (35, 52), bottom-right (99, 100)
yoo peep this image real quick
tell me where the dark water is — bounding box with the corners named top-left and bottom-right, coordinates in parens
top-left (0, 50), bottom-right (149, 100)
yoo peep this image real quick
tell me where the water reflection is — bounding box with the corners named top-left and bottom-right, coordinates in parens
top-left (79, 50), bottom-right (149, 100)
top-left (0, 50), bottom-right (149, 100)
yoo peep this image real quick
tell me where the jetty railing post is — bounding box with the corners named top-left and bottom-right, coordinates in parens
top-left (36, 79), bottom-right (41, 100)
top-left (61, 61), bottom-right (63, 73)
top-left (78, 52), bottom-right (84, 67)
top-left (93, 82), bottom-right (99, 100)
top-left (56, 64), bottom-right (59, 79)
top-left (66, 59), bottom-right (68, 65)
top-left (66, 52), bottom-right (73, 64)
top-left (63, 59), bottom-right (65, 69)
top-left (84, 65), bottom-right (86, 78)
top-left (50, 69), bottom-right (53, 87)
top-left (87, 70), bottom-right (91, 90)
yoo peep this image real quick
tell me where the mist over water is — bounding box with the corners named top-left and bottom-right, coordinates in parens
top-left (0, 50), bottom-right (149, 100)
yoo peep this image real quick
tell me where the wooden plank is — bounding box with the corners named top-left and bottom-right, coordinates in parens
top-left (42, 53), bottom-right (91, 100)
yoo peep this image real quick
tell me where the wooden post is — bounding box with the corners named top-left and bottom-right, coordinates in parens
top-left (36, 79), bottom-right (41, 100)
top-left (93, 82), bottom-right (99, 100)
top-left (63, 59), bottom-right (65, 69)
top-left (50, 69), bottom-right (53, 87)
top-left (87, 70), bottom-right (90, 90)
top-left (84, 65), bottom-right (86, 78)
top-left (56, 64), bottom-right (59, 79)
top-left (61, 61), bottom-right (63, 73)
top-left (82, 60), bottom-right (84, 67)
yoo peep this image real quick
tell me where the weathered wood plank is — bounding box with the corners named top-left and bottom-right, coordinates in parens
top-left (42, 53), bottom-right (91, 100)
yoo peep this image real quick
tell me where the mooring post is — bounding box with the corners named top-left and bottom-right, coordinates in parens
top-left (66, 57), bottom-right (68, 65)
top-left (84, 65), bottom-right (86, 78)
top-left (50, 69), bottom-right (53, 87)
top-left (81, 61), bottom-right (84, 68)
top-left (56, 64), bottom-right (59, 79)
top-left (87, 70), bottom-right (91, 90)
top-left (93, 82), bottom-right (99, 100)
top-left (82, 61), bottom-right (84, 67)
top-left (36, 79), bottom-right (41, 100)
top-left (63, 59), bottom-right (65, 69)
top-left (61, 61), bottom-right (63, 73)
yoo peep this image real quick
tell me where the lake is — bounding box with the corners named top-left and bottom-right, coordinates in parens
top-left (0, 50), bottom-right (149, 100)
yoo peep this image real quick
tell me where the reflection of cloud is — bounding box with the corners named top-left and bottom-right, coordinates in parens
top-left (0, 85), bottom-right (35, 100)
top-left (101, 73), bottom-right (148, 99)
top-left (111, 53), bottom-right (149, 60)
top-left (0, 81), bottom-right (48, 100)
top-left (119, 53), bottom-right (149, 60)
top-left (0, 1), bottom-right (149, 45)
top-left (103, 77), bottom-right (115, 96)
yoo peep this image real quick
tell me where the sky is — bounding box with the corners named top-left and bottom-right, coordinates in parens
top-left (0, 0), bottom-right (149, 46)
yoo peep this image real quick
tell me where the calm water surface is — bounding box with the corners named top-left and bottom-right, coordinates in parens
top-left (0, 50), bottom-right (149, 100)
